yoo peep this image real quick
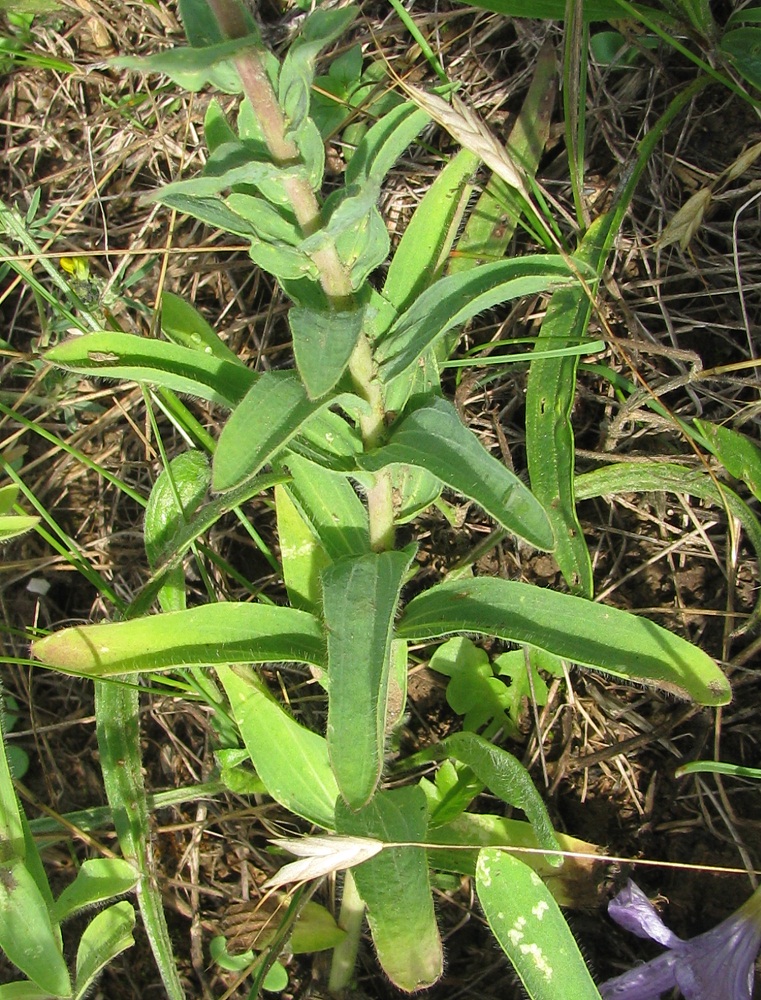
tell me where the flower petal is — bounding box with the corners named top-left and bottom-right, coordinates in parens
top-left (600, 949), bottom-right (680, 999)
top-left (608, 881), bottom-right (682, 948)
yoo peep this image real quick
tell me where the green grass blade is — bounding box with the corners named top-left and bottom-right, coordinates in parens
top-left (323, 546), bottom-right (416, 808)
top-left (575, 461), bottom-right (761, 631)
top-left (524, 216), bottom-right (610, 596)
top-left (95, 682), bottom-right (185, 999)
top-left (359, 396), bottom-right (554, 550)
top-left (476, 849), bottom-right (602, 1000)
top-left (397, 578), bottom-right (730, 705)
top-left (335, 786), bottom-right (443, 991)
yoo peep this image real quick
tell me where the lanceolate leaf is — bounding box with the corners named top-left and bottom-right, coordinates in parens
top-left (45, 332), bottom-right (255, 409)
top-left (359, 396), bottom-right (554, 550)
top-left (335, 786), bottom-right (443, 991)
top-left (476, 849), bottom-right (603, 1000)
top-left (376, 256), bottom-right (576, 383)
top-left (282, 454), bottom-right (371, 560)
top-left (418, 732), bottom-right (560, 861)
top-left (380, 148), bottom-right (480, 329)
top-left (323, 545), bottom-right (416, 809)
top-left (31, 603), bottom-right (325, 676)
top-left (217, 665), bottom-right (338, 829)
top-left (213, 372), bottom-right (353, 492)
top-left (345, 102), bottom-right (430, 187)
top-left (397, 578), bottom-right (731, 705)
top-left (290, 304), bottom-right (365, 399)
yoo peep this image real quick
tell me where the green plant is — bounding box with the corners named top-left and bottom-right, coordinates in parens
top-left (12, 0), bottom-right (742, 996)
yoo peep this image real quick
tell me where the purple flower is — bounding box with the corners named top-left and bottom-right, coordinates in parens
top-left (600, 879), bottom-right (761, 1000)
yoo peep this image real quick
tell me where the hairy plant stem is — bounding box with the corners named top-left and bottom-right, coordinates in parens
top-left (207, 0), bottom-right (395, 551)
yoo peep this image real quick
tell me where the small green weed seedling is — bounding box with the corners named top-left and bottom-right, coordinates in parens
top-left (11, 0), bottom-right (746, 996)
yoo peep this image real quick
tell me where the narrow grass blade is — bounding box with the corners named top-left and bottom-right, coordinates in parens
top-left (476, 849), bottom-right (602, 1000)
top-left (45, 332), bottom-right (255, 409)
top-left (397, 578), bottom-right (731, 705)
top-left (335, 786), bottom-right (443, 991)
top-left (323, 545), bottom-right (416, 808)
top-left (217, 665), bottom-right (338, 829)
top-left (525, 216), bottom-right (610, 596)
top-left (96, 682), bottom-right (185, 999)
top-left (359, 396), bottom-right (554, 550)
top-left (31, 603), bottom-right (326, 676)
top-left (575, 460), bottom-right (761, 631)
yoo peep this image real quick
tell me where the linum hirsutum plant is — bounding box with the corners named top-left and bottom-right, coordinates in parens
top-left (15, 0), bottom-right (740, 996)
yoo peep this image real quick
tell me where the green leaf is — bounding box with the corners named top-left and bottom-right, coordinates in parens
top-left (721, 27), bottom-right (761, 90)
top-left (112, 36), bottom-right (259, 93)
top-left (290, 304), bottom-right (364, 399)
top-left (31, 603), bottom-right (325, 676)
top-left (427, 813), bottom-right (602, 907)
top-left (279, 7), bottom-right (357, 132)
top-left (323, 546), bottom-right (416, 808)
top-left (52, 859), bottom-right (138, 924)
top-left (44, 332), bottom-right (255, 409)
top-left (525, 216), bottom-right (610, 596)
top-left (419, 732), bottom-right (560, 861)
top-left (381, 149), bottom-right (480, 329)
top-left (160, 290), bottom-right (240, 364)
top-left (73, 901), bottom-right (136, 998)
top-left (0, 859), bottom-right (70, 997)
top-left (429, 637), bottom-right (519, 737)
top-left (217, 665), bottom-right (338, 829)
top-left (398, 578), bottom-right (731, 705)
top-left (0, 515), bottom-right (39, 543)
top-left (359, 396), bottom-right (554, 550)
top-left (476, 850), bottom-right (602, 999)
top-left (281, 454), bottom-right (371, 560)
top-left (213, 372), bottom-right (353, 492)
top-left (275, 483), bottom-right (329, 612)
top-left (0, 484), bottom-right (18, 516)
top-left (335, 786), bottom-right (443, 991)
top-left (203, 98), bottom-right (237, 154)
top-left (346, 101), bottom-right (430, 187)
top-left (144, 450), bottom-right (211, 569)
top-left (149, 140), bottom-right (302, 204)
top-left (377, 256), bottom-right (577, 383)
top-left (0, 982), bottom-right (60, 999)
top-left (694, 419), bottom-right (761, 501)
top-left (157, 193), bottom-right (259, 238)
top-left (225, 193), bottom-right (301, 245)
